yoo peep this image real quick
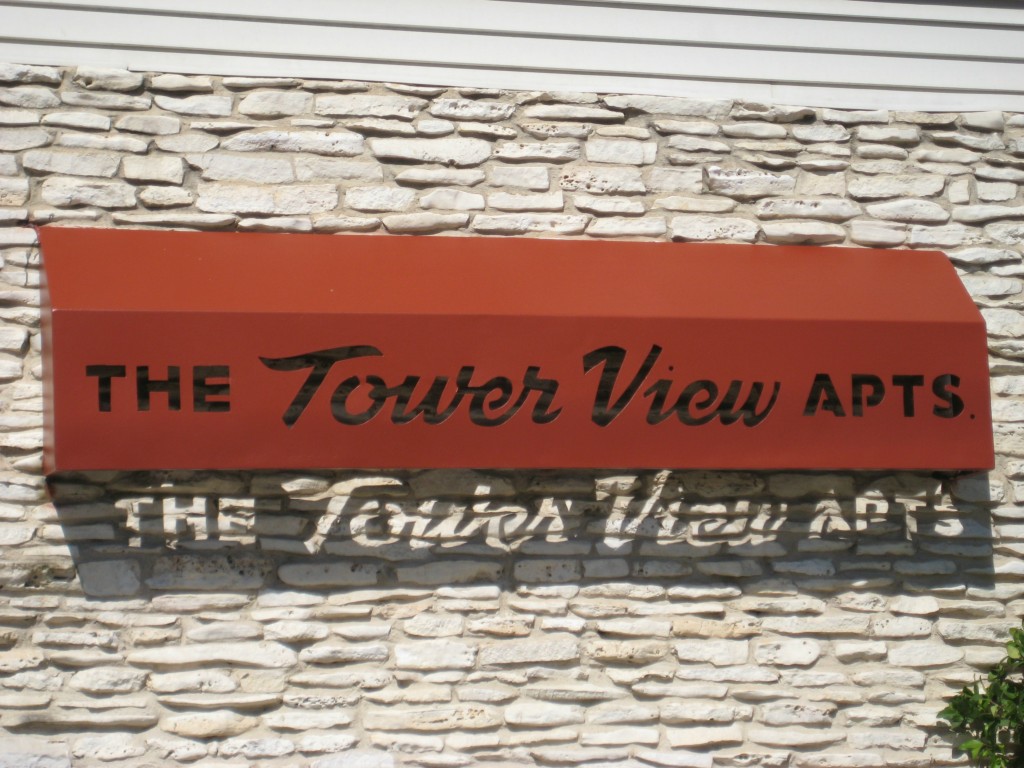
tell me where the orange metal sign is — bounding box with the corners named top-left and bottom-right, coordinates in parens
top-left (39, 228), bottom-right (993, 472)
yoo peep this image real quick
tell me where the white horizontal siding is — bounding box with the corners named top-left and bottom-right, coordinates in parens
top-left (1, 0), bottom-right (1022, 110)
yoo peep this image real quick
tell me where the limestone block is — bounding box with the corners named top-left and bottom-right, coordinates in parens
top-left (419, 188), bottom-right (485, 210)
top-left (660, 703), bottom-right (753, 724)
top-left (23, 149), bottom-right (120, 177)
top-left (0, 178), bottom-right (29, 206)
top-left (749, 727), bottom-right (845, 747)
top-left (988, 221), bottom-right (1024, 245)
top-left (278, 561), bottom-right (379, 587)
top-left (128, 641), bottom-right (297, 669)
top-left (71, 734), bottom-right (144, 761)
top-left (149, 74), bottom-right (214, 92)
top-left (586, 216), bottom-right (666, 237)
top-left (753, 638), bottom-right (821, 666)
top-left (315, 94), bottom-right (427, 119)
top-left (370, 137), bottom-right (491, 166)
top-left (674, 639), bottom-right (748, 665)
top-left (706, 166), bottom-right (795, 199)
top-left (524, 104), bottom-right (624, 122)
top-left (382, 212), bottom-right (468, 233)
top-left (0, 86), bottom-right (59, 108)
top-left (586, 138), bottom-right (658, 165)
top-left (299, 642), bottom-right (389, 664)
top-left (239, 91), bottom-right (314, 118)
top-left (755, 198), bottom-right (860, 221)
top-left (123, 156), bottom-right (185, 184)
top-left (296, 157), bottom-right (382, 181)
top-left (396, 168), bottom-right (485, 186)
top-left (364, 705), bottom-right (501, 731)
top-left (197, 182), bottom-right (338, 215)
top-left (198, 155), bottom-right (293, 184)
top-left (395, 640), bottom-right (476, 670)
top-left (489, 190), bottom-right (564, 212)
top-left (848, 174), bottom-right (945, 200)
top-left (0, 737), bottom-right (70, 768)
top-left (670, 215), bottom-right (759, 243)
top-left (217, 737), bottom-right (295, 758)
top-left (603, 94), bottom-right (732, 120)
top-left (954, 205), bottom-right (1024, 223)
top-left (0, 127), bottom-right (51, 151)
top-left (40, 177), bottom-right (135, 208)
top-left (346, 185), bottom-right (416, 212)
top-left (505, 701), bottom-right (585, 726)
top-left (494, 141), bottom-right (580, 163)
top-left (430, 99), bottom-right (514, 122)
top-left (148, 670), bottom-right (237, 693)
top-left (480, 636), bottom-right (579, 666)
top-left (762, 221), bottom-right (846, 244)
top-left (665, 725), bottom-right (743, 747)
top-left (154, 95), bottom-right (232, 116)
top-left (584, 639), bottom-right (668, 664)
top-left (222, 130), bottom-right (363, 156)
top-left (850, 219), bottom-right (906, 246)
top-left (73, 67), bottom-right (143, 92)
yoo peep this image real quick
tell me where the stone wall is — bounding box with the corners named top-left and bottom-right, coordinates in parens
top-left (0, 61), bottom-right (1023, 767)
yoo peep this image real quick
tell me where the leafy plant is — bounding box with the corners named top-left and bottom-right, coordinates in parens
top-left (940, 622), bottom-right (1024, 768)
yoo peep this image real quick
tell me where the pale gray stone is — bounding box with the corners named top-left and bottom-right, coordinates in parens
top-left (365, 705), bottom-right (500, 731)
top-left (382, 212), bottom-right (468, 233)
top-left (847, 219), bottom-right (905, 246)
top-left (69, 667), bottom-right (146, 694)
top-left (300, 642), bottom-right (388, 663)
top-left (471, 213), bottom-right (588, 234)
top-left (646, 167), bottom-right (702, 193)
top-left (505, 701), bottom-right (584, 726)
top-left (129, 641), bottom-right (297, 668)
top-left (749, 727), bottom-right (845, 747)
top-left (222, 129), bottom-right (362, 156)
top-left (0, 178), bottom-right (29, 206)
top-left (963, 111), bottom-right (1005, 131)
top-left (396, 168), bottom-right (485, 186)
top-left (913, 147), bottom-right (981, 164)
top-left (706, 165), bottom-right (795, 199)
top-left (755, 198), bottom-right (859, 221)
top-left (420, 188), bottom-right (485, 210)
top-left (666, 725), bottom-right (743, 747)
top-left (559, 166), bottom-right (644, 194)
top-left (155, 133), bottom-right (217, 152)
top-left (857, 125), bottom-right (920, 144)
top-left (41, 177), bottom-right (135, 208)
top-left (887, 642), bottom-right (963, 667)
top-left (754, 638), bottom-right (820, 666)
top-left (722, 123), bottom-right (786, 138)
top-left (278, 561), bottom-right (378, 587)
top-left (586, 138), bottom-right (657, 165)
top-left (823, 108), bottom-right (888, 125)
top-left (77, 560), bottom-right (140, 597)
top-left (149, 74), bottom-right (214, 92)
top-left (834, 640), bottom-right (887, 662)
top-left (487, 165), bottom-right (549, 190)
top-left (489, 190), bottom-right (564, 211)
top-left (587, 216), bottom-right (666, 237)
top-left (56, 131), bottom-right (148, 153)
top-left (370, 137), bottom-right (491, 166)
top-left (793, 124), bottom-right (850, 142)
top-left (978, 182), bottom-right (1017, 202)
top-left (762, 221), bottom-right (846, 244)
top-left (524, 104), bottom-right (623, 122)
top-left (731, 103), bottom-right (814, 122)
top-left (671, 215), bottom-right (759, 242)
top-left (154, 94), bottom-right (232, 116)
top-left (123, 156), bottom-right (185, 184)
top-left (952, 247), bottom-right (1018, 265)
top-left (293, 158), bottom-right (381, 182)
top-left (907, 223), bottom-right (973, 247)
top-left (111, 212), bottom-right (235, 228)
top-left (933, 130), bottom-right (1005, 152)
top-left (954, 205), bottom-right (1024, 223)
top-left (603, 94), bottom-right (731, 120)
top-left (480, 636), bottom-right (579, 666)
top-left (74, 66), bottom-right (143, 92)
top-left (0, 86), bottom-right (59, 108)
top-left (395, 640), bottom-right (476, 670)
top-left (494, 141), bottom-right (580, 163)
top-left (0, 63), bottom-right (61, 85)
top-left (864, 198), bottom-right (950, 224)
top-left (41, 112), bottom-right (109, 131)
top-left (988, 221), bottom-right (1024, 245)
top-left (0, 127), bottom-right (52, 151)
top-left (23, 149), bottom-right (120, 177)
top-left (575, 194), bottom-right (646, 214)
top-left (848, 174), bottom-right (945, 200)
top-left (197, 182), bottom-right (338, 214)
top-left (345, 185), bottom-right (416, 212)
top-left (239, 90), bottom-right (314, 117)
top-left (316, 94), bottom-right (426, 119)
top-left (110, 115), bottom-right (178, 136)
top-left (162, 711), bottom-right (256, 739)
top-left (430, 99), bottom-right (514, 122)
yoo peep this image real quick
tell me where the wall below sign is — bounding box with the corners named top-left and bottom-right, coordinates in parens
top-left (0, 61), bottom-right (1021, 766)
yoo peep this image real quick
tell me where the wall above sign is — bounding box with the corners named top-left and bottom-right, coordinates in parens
top-left (40, 227), bottom-right (993, 472)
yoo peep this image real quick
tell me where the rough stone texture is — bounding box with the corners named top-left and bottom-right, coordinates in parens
top-left (0, 61), bottom-right (1021, 768)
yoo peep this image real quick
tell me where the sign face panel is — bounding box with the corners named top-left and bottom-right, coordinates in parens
top-left (40, 228), bottom-right (994, 472)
